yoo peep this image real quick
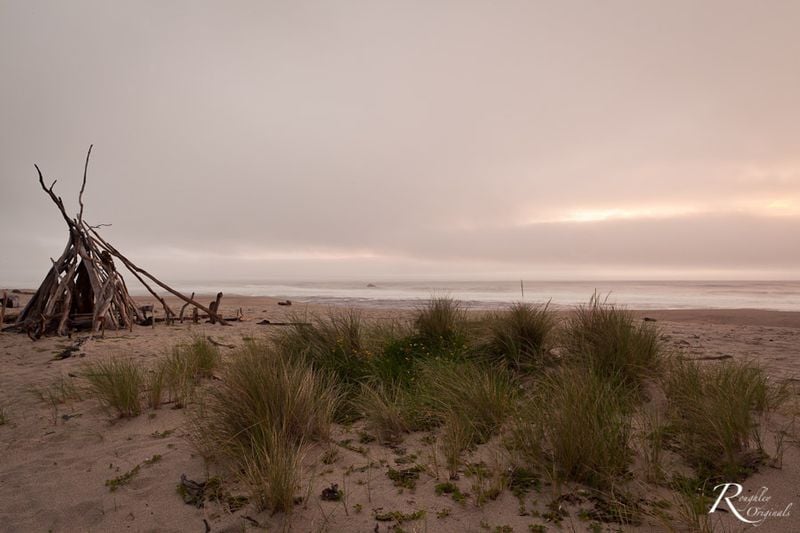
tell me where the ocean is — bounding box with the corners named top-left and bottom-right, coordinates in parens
top-left (164, 280), bottom-right (800, 311)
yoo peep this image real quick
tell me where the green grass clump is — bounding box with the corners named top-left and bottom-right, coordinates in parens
top-left (85, 359), bottom-right (144, 417)
top-left (155, 336), bottom-right (221, 408)
top-left (275, 310), bottom-right (372, 417)
top-left (416, 359), bottom-right (516, 441)
top-left (146, 363), bottom-right (167, 409)
top-left (412, 359), bottom-right (516, 474)
top-left (511, 367), bottom-right (632, 489)
top-left (663, 358), bottom-right (785, 479)
top-left (414, 296), bottom-right (467, 352)
top-left (563, 294), bottom-right (662, 392)
top-left (477, 302), bottom-right (556, 371)
top-left (240, 428), bottom-right (306, 513)
top-left (192, 341), bottom-right (340, 512)
top-left (357, 383), bottom-right (409, 445)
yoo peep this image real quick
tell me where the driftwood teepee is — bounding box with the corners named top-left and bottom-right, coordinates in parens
top-left (12, 146), bottom-right (226, 338)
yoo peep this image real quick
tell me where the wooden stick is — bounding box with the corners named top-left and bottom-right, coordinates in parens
top-left (179, 292), bottom-right (195, 323)
top-left (78, 144), bottom-right (93, 223)
top-left (0, 290), bottom-right (6, 328)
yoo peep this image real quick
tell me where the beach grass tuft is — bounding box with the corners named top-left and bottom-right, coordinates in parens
top-left (85, 359), bottom-right (144, 418)
top-left (477, 302), bottom-right (556, 371)
top-left (357, 382), bottom-right (409, 445)
top-left (192, 340), bottom-right (340, 512)
top-left (663, 358), bottom-right (786, 479)
top-left (414, 295), bottom-right (468, 352)
top-left (510, 366), bottom-right (632, 489)
top-left (563, 293), bottom-right (662, 392)
top-left (157, 336), bottom-right (220, 408)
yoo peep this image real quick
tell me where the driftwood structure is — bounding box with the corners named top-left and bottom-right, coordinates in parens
top-left (10, 146), bottom-right (226, 338)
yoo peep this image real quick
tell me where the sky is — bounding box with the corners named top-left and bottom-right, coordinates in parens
top-left (1, 0), bottom-right (799, 286)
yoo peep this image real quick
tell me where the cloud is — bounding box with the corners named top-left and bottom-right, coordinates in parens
top-left (1, 1), bottom-right (799, 283)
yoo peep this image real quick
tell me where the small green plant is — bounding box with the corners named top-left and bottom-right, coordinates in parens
top-left (106, 464), bottom-right (141, 491)
top-left (466, 462), bottom-right (506, 507)
top-left (435, 482), bottom-right (466, 504)
top-left (373, 508), bottom-right (426, 523)
top-left (143, 454), bottom-right (162, 465)
top-left (509, 466), bottom-right (540, 497)
top-left (387, 465), bottom-right (423, 490)
top-left (85, 359), bottom-right (144, 417)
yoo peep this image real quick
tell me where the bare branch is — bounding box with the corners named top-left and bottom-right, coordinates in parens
top-left (35, 164), bottom-right (73, 227)
top-left (78, 144), bottom-right (93, 222)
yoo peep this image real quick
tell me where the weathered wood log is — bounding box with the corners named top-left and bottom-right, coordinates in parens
top-left (208, 292), bottom-right (223, 324)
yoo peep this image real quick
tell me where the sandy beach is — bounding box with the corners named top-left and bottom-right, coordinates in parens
top-left (0, 293), bottom-right (798, 533)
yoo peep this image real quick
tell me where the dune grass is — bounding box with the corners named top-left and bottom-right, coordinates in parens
top-left (510, 367), bottom-right (633, 489)
top-left (85, 359), bottom-right (144, 418)
top-left (357, 382), bottom-right (410, 445)
top-left (663, 358), bottom-right (786, 479)
top-left (414, 358), bottom-right (517, 474)
top-left (146, 363), bottom-right (167, 409)
top-left (477, 302), bottom-right (556, 370)
top-left (192, 340), bottom-right (340, 512)
top-left (154, 336), bottom-right (220, 408)
top-left (563, 294), bottom-right (662, 392)
top-left (414, 296), bottom-right (468, 352)
top-left (274, 310), bottom-right (371, 418)
top-left (240, 428), bottom-right (306, 513)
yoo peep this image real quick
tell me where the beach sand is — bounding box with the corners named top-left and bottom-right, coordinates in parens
top-left (1, 294), bottom-right (798, 532)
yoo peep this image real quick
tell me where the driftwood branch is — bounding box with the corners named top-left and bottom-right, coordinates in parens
top-left (179, 292), bottom-right (195, 323)
top-left (78, 144), bottom-right (92, 223)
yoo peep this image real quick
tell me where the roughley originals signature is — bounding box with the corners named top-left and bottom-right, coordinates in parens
top-left (710, 483), bottom-right (794, 525)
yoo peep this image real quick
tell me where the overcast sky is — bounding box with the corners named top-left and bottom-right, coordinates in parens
top-left (1, 1), bottom-right (799, 285)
